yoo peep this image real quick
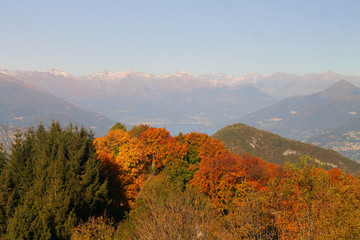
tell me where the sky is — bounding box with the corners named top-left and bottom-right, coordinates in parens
top-left (0, 0), bottom-right (359, 77)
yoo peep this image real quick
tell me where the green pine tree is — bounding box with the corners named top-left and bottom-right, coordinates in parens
top-left (1, 122), bottom-right (110, 239)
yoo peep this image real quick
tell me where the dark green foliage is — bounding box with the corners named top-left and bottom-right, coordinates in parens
top-left (0, 122), bottom-right (110, 239)
top-left (109, 122), bottom-right (127, 132)
top-left (0, 143), bottom-right (7, 173)
top-left (165, 146), bottom-right (200, 190)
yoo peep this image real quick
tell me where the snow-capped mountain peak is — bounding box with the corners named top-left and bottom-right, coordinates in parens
top-left (48, 69), bottom-right (72, 78)
top-left (86, 70), bottom-right (135, 80)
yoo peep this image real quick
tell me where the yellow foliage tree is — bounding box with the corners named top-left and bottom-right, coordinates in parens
top-left (94, 129), bottom-right (149, 209)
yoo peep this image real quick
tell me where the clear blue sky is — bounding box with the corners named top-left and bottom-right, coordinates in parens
top-left (0, 0), bottom-right (359, 76)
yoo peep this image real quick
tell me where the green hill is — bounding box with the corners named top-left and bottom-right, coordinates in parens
top-left (213, 123), bottom-right (360, 175)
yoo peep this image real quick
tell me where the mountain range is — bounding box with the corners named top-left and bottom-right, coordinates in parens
top-left (240, 80), bottom-right (360, 161)
top-left (2, 69), bottom-right (360, 135)
top-left (241, 80), bottom-right (360, 140)
top-left (1, 68), bottom-right (360, 162)
top-left (0, 69), bottom-right (275, 134)
top-left (0, 73), bottom-right (114, 136)
top-left (255, 71), bottom-right (360, 99)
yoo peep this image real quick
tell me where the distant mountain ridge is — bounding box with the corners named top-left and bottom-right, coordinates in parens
top-left (3, 69), bottom-right (360, 95)
top-left (0, 73), bottom-right (114, 136)
top-left (213, 123), bottom-right (360, 175)
top-left (256, 71), bottom-right (360, 99)
top-left (2, 69), bottom-right (360, 134)
top-left (0, 69), bottom-right (274, 134)
top-left (241, 80), bottom-right (360, 141)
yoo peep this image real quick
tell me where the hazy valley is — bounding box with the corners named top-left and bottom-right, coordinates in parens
top-left (2, 69), bottom-right (360, 162)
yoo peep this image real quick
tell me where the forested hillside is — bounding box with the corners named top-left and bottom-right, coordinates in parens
top-left (212, 123), bottom-right (360, 175)
top-left (1, 122), bottom-right (359, 239)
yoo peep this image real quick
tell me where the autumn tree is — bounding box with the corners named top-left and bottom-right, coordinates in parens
top-left (123, 175), bottom-right (215, 240)
top-left (191, 151), bottom-right (248, 209)
top-left (263, 155), bottom-right (360, 239)
top-left (94, 129), bottom-right (149, 212)
top-left (72, 216), bottom-right (116, 240)
top-left (163, 132), bottom-right (229, 188)
top-left (181, 132), bottom-right (227, 161)
top-left (139, 127), bottom-right (187, 172)
top-left (128, 124), bottom-right (150, 138)
top-left (239, 153), bottom-right (281, 190)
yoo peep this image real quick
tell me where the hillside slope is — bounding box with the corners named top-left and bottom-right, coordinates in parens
top-left (241, 80), bottom-right (360, 141)
top-left (0, 73), bottom-right (114, 136)
top-left (213, 123), bottom-right (360, 175)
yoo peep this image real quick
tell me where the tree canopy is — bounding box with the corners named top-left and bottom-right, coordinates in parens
top-left (0, 122), bottom-right (110, 239)
top-left (1, 123), bottom-right (359, 239)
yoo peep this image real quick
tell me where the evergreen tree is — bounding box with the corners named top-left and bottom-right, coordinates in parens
top-left (109, 122), bottom-right (127, 132)
top-left (0, 143), bottom-right (12, 235)
top-left (0, 143), bottom-right (6, 172)
top-left (0, 122), bottom-right (110, 239)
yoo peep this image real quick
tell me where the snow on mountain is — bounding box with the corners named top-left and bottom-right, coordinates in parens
top-left (0, 69), bottom-right (16, 76)
top-left (199, 72), bottom-right (263, 87)
top-left (86, 70), bottom-right (136, 80)
top-left (48, 69), bottom-right (72, 78)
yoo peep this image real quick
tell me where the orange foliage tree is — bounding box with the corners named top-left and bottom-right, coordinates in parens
top-left (93, 126), bottom-right (360, 239)
top-left (139, 127), bottom-right (187, 171)
top-left (264, 157), bottom-right (360, 239)
top-left (181, 132), bottom-right (227, 160)
top-left (94, 129), bottom-right (149, 209)
top-left (239, 153), bottom-right (282, 190)
top-left (191, 151), bottom-right (247, 208)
